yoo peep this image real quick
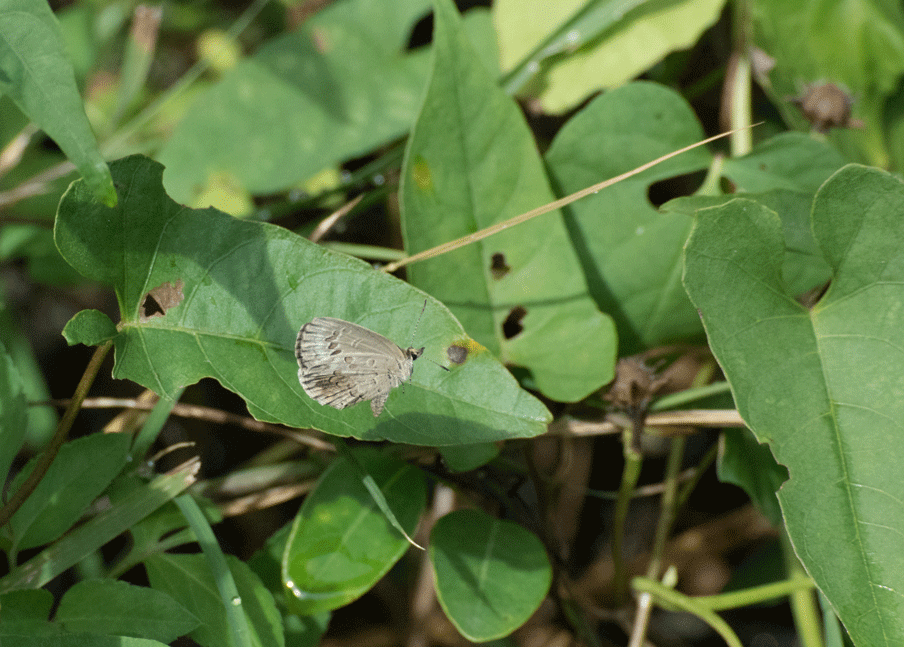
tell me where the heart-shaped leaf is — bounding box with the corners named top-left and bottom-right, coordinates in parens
top-left (684, 164), bottom-right (904, 646)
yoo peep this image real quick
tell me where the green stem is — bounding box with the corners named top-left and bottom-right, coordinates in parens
top-left (782, 529), bottom-right (824, 647)
top-left (632, 578), bottom-right (744, 647)
top-left (612, 426), bottom-right (643, 605)
top-left (650, 382), bottom-right (732, 411)
top-left (704, 577), bottom-right (815, 611)
top-left (728, 0), bottom-right (753, 157)
top-left (646, 437), bottom-right (686, 579)
top-left (0, 341), bottom-right (112, 530)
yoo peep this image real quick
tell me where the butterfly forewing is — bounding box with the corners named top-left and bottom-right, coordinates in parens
top-left (295, 317), bottom-right (423, 416)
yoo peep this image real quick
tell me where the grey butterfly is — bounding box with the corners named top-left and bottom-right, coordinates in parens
top-left (295, 317), bottom-right (424, 417)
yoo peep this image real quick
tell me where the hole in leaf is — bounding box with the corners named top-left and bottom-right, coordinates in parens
top-left (140, 280), bottom-right (185, 322)
top-left (647, 170), bottom-right (706, 208)
top-left (502, 306), bottom-right (527, 339)
top-left (490, 252), bottom-right (511, 280)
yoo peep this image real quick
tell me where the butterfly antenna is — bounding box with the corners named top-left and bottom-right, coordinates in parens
top-left (411, 299), bottom-right (450, 372)
top-left (409, 299), bottom-right (428, 346)
top-left (429, 359), bottom-right (451, 372)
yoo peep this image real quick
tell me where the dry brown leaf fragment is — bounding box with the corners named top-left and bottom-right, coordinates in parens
top-left (140, 279), bottom-right (184, 322)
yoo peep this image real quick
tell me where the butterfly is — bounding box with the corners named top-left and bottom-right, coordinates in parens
top-left (295, 317), bottom-right (424, 416)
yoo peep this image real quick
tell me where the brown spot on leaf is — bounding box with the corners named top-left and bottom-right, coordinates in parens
top-left (502, 306), bottom-right (526, 339)
top-left (490, 252), bottom-right (510, 280)
top-left (140, 280), bottom-right (184, 322)
top-left (447, 344), bottom-right (468, 364)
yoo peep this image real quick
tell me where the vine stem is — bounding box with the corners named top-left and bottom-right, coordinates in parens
top-left (611, 425), bottom-right (643, 606)
top-left (0, 341), bottom-right (112, 529)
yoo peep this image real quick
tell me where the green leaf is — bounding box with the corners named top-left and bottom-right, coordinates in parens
top-left (56, 580), bottom-right (200, 642)
top-left (281, 449), bottom-right (426, 615)
top-left (718, 428), bottom-right (788, 525)
top-left (158, 0), bottom-right (432, 203)
top-left (145, 553), bottom-right (283, 647)
top-left (439, 442), bottom-right (500, 472)
top-left (430, 509), bottom-right (551, 642)
top-left (121, 499), bottom-right (196, 571)
top-left (0, 224), bottom-right (85, 286)
top-left (9, 432), bottom-right (131, 551)
top-left (545, 82), bottom-right (711, 353)
top-left (0, 259), bottom-right (58, 450)
top-left (683, 165), bottom-right (904, 646)
top-left (0, 637), bottom-right (168, 647)
top-left (62, 309), bottom-right (118, 346)
top-left (0, 340), bottom-right (28, 485)
top-left (0, 0), bottom-right (115, 205)
top-left (664, 188), bottom-right (832, 298)
top-left (248, 520), bottom-right (332, 646)
top-left (494, 0), bottom-right (727, 112)
top-left (721, 133), bottom-right (848, 194)
top-left (55, 155), bottom-right (550, 444)
top-left (0, 467), bottom-right (195, 593)
top-left (751, 0), bottom-right (904, 165)
top-left (401, 0), bottom-right (615, 402)
top-left (0, 589), bottom-right (56, 636)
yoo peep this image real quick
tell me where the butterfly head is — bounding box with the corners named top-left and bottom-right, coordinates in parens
top-left (407, 347), bottom-right (425, 360)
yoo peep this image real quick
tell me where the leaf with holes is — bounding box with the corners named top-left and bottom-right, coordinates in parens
top-left (545, 82), bottom-right (710, 353)
top-left (684, 164), bottom-right (904, 646)
top-left (400, 0), bottom-right (615, 403)
top-left (54, 155), bottom-right (550, 445)
top-left (546, 89), bottom-right (847, 354)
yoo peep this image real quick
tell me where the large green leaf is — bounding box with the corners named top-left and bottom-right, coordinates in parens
top-left (430, 509), bottom-right (551, 642)
top-left (56, 580), bottom-right (199, 642)
top-left (0, 637), bottom-right (167, 647)
top-left (401, 0), bottom-right (615, 402)
top-left (0, 0), bottom-right (114, 205)
top-left (55, 155), bottom-right (549, 444)
top-left (8, 432), bottom-right (130, 552)
top-left (683, 165), bottom-right (904, 646)
top-left (493, 0), bottom-right (726, 113)
top-left (145, 553), bottom-right (282, 647)
top-left (545, 82), bottom-right (710, 353)
top-left (281, 449), bottom-right (425, 615)
top-left (0, 467), bottom-right (195, 593)
top-left (158, 0), bottom-right (432, 203)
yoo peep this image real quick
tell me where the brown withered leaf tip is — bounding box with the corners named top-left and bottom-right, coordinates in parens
top-left (604, 357), bottom-right (670, 413)
top-left (790, 82), bottom-right (864, 133)
top-left (140, 280), bottom-right (185, 322)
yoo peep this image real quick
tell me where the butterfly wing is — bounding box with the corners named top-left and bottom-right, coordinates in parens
top-left (295, 317), bottom-right (419, 416)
